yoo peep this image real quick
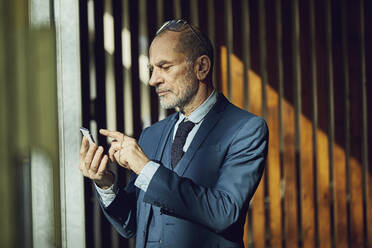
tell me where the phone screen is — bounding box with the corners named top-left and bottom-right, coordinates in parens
top-left (80, 127), bottom-right (95, 145)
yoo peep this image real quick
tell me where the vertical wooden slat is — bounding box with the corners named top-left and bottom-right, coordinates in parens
top-left (124, 2), bottom-right (137, 246)
top-left (297, 0), bottom-right (316, 247)
top-left (189, 0), bottom-right (199, 26)
top-left (146, 1), bottom-right (159, 125)
top-left (252, 0), bottom-right (267, 247)
top-left (324, 1), bottom-right (335, 247)
top-left (229, 0), bottom-right (243, 109)
top-left (242, 1), bottom-right (265, 247)
top-left (224, 0), bottom-right (232, 99)
top-left (341, 0), bottom-right (351, 247)
top-left (315, 121), bottom-right (331, 248)
top-left (139, 0), bottom-right (151, 129)
top-left (155, 0), bottom-right (167, 121)
top-left (346, 0), bottom-right (365, 246)
top-left (282, 0), bottom-right (299, 246)
top-left (241, 0), bottom-right (250, 111)
top-left (266, 82), bottom-right (281, 248)
top-left (162, 0), bottom-right (175, 117)
top-left (308, 1), bottom-right (320, 246)
top-left (330, 0), bottom-right (348, 247)
top-left (282, 90), bottom-right (298, 248)
top-left (207, 0), bottom-right (217, 89)
top-left (359, 1), bottom-right (369, 247)
top-left (258, 0), bottom-right (267, 119)
top-left (113, 0), bottom-right (124, 133)
top-left (275, 0), bottom-right (285, 247)
top-left (93, 0), bottom-right (107, 139)
top-left (340, 1), bottom-right (352, 247)
top-left (241, 0), bottom-right (251, 246)
top-left (156, 0), bottom-right (164, 26)
top-left (93, 0), bottom-right (110, 246)
top-left (103, 0), bottom-right (120, 246)
top-left (79, 0), bottom-right (91, 130)
top-left (291, 0), bottom-right (303, 246)
top-left (214, 0), bottom-right (225, 93)
top-left (129, 0), bottom-right (141, 139)
top-left (173, 0), bottom-right (181, 19)
top-left (364, 2), bottom-right (372, 247)
top-left (81, 0), bottom-right (95, 246)
top-left (248, 65), bottom-right (264, 248)
top-left (114, 0), bottom-right (133, 244)
top-left (264, 0), bottom-right (283, 247)
top-left (104, 0), bottom-right (117, 132)
top-left (314, 0), bottom-right (331, 247)
top-left (122, 0), bottom-right (134, 136)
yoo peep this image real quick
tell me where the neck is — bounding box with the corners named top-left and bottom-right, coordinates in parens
top-left (182, 85), bottom-right (214, 116)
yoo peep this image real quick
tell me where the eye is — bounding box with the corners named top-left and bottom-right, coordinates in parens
top-left (162, 65), bottom-right (171, 71)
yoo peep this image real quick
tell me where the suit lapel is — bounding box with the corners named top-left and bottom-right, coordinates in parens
top-left (174, 94), bottom-right (228, 176)
top-left (154, 113), bottom-right (178, 162)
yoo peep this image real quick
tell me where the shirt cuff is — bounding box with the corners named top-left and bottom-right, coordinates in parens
top-left (134, 161), bottom-right (160, 192)
top-left (95, 173), bottom-right (118, 208)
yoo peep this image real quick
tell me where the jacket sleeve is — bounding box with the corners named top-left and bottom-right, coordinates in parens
top-left (142, 116), bottom-right (268, 232)
top-left (97, 172), bottom-right (138, 238)
top-left (97, 128), bottom-right (149, 238)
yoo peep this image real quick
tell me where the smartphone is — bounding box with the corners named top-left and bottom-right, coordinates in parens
top-left (80, 127), bottom-right (96, 145)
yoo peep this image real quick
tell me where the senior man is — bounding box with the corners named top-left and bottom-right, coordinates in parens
top-left (80, 19), bottom-right (268, 247)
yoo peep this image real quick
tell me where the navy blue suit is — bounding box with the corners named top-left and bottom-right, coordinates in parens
top-left (100, 93), bottom-right (268, 247)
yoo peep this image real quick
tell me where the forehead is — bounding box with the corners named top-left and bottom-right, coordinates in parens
top-left (149, 32), bottom-right (187, 64)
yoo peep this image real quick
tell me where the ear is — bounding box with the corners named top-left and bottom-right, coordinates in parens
top-left (194, 55), bottom-right (211, 81)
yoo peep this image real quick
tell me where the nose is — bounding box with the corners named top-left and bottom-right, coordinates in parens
top-left (149, 68), bottom-right (163, 87)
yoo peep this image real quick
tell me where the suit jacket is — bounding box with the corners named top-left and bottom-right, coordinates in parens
top-left (99, 93), bottom-right (268, 247)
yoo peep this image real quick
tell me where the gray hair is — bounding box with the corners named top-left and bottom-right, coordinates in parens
top-left (156, 22), bottom-right (214, 76)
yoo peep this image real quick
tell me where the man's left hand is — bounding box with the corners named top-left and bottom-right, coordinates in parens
top-left (100, 129), bottom-right (150, 174)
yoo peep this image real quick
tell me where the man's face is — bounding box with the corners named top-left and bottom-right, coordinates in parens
top-left (148, 32), bottom-right (199, 110)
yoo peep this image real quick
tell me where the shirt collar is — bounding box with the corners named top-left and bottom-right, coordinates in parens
top-left (178, 89), bottom-right (218, 124)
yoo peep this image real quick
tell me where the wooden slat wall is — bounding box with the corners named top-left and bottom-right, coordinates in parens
top-left (79, 0), bottom-right (371, 247)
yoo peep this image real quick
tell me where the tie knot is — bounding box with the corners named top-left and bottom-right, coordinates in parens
top-left (177, 120), bottom-right (195, 136)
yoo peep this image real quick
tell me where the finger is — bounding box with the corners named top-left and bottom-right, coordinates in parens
top-left (79, 137), bottom-right (90, 172)
top-left (108, 141), bottom-right (122, 162)
top-left (84, 143), bottom-right (98, 171)
top-left (90, 146), bottom-right (104, 173)
top-left (108, 147), bottom-right (115, 163)
top-left (97, 155), bottom-right (109, 174)
top-left (114, 151), bottom-right (121, 165)
top-left (99, 129), bottom-right (124, 141)
top-left (118, 150), bottom-right (129, 169)
top-left (119, 151), bottom-right (125, 167)
top-left (80, 137), bottom-right (89, 158)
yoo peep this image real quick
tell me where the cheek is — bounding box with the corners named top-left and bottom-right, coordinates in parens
top-left (165, 73), bottom-right (183, 92)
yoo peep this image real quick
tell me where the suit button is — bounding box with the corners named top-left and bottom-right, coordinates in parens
top-left (159, 240), bottom-right (162, 243)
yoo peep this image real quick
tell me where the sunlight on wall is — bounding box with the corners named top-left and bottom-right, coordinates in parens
top-left (104, 10), bottom-right (117, 132)
top-left (122, 28), bottom-right (132, 69)
top-left (221, 46), bottom-right (353, 247)
top-left (104, 12), bottom-right (115, 55)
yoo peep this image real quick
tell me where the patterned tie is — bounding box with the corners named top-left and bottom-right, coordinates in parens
top-left (171, 120), bottom-right (195, 168)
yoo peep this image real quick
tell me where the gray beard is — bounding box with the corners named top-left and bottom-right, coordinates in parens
top-left (159, 85), bottom-right (198, 111)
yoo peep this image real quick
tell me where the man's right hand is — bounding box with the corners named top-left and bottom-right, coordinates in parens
top-left (79, 137), bottom-right (114, 189)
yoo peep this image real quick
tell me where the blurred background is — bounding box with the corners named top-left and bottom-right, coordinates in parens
top-left (1, 0), bottom-right (371, 247)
